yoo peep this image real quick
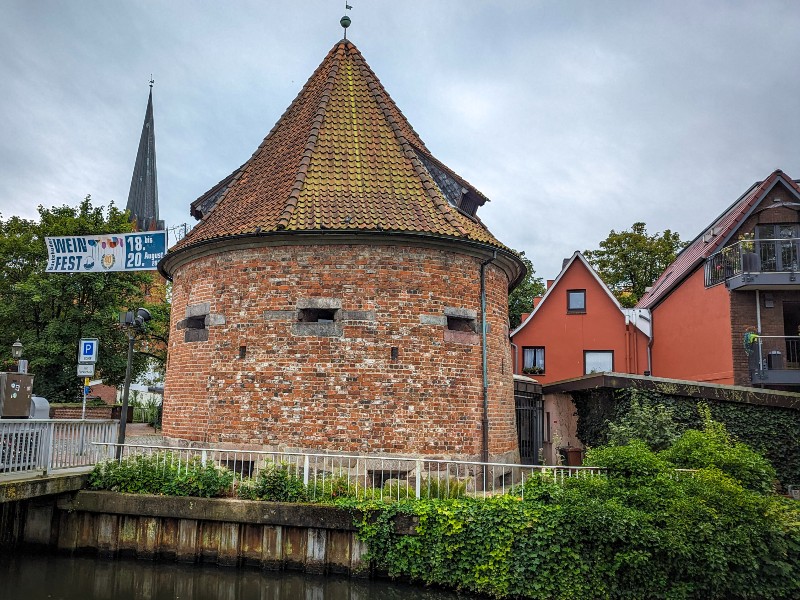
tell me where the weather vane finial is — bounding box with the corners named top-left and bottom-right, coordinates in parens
top-left (149, 74), bottom-right (154, 89)
top-left (341, 2), bottom-right (352, 39)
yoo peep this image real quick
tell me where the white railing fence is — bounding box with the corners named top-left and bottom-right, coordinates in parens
top-left (0, 419), bottom-right (117, 475)
top-left (97, 443), bottom-right (606, 500)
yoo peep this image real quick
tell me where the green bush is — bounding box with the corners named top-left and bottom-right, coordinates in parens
top-left (660, 407), bottom-right (777, 493)
top-left (606, 391), bottom-right (680, 450)
top-left (308, 474), bottom-right (358, 501)
top-left (574, 387), bottom-right (800, 486)
top-left (354, 442), bottom-right (800, 599)
top-left (235, 463), bottom-right (308, 502)
top-left (88, 453), bottom-right (234, 498)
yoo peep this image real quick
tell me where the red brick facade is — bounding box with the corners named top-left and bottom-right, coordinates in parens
top-left (162, 240), bottom-right (519, 461)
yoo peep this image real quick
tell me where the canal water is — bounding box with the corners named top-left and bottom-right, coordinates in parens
top-left (0, 550), bottom-right (477, 599)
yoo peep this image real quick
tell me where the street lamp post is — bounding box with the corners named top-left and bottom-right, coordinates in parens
top-left (116, 308), bottom-right (151, 459)
top-left (11, 338), bottom-right (22, 372)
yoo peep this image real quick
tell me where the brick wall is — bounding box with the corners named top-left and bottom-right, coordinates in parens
top-left (731, 289), bottom-right (800, 385)
top-left (163, 242), bottom-right (517, 461)
top-left (50, 406), bottom-right (119, 419)
top-left (728, 180), bottom-right (800, 386)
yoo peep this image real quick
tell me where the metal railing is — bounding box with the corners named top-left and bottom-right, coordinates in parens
top-left (0, 419), bottom-right (117, 475)
top-left (754, 336), bottom-right (800, 371)
top-left (96, 443), bottom-right (605, 500)
top-left (705, 238), bottom-right (800, 287)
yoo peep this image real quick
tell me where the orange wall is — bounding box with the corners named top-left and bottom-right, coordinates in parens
top-left (650, 267), bottom-right (733, 383)
top-left (511, 260), bottom-right (650, 385)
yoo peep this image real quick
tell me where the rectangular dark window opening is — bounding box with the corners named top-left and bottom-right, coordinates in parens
top-left (239, 345), bottom-right (247, 359)
top-left (298, 308), bottom-right (339, 323)
top-left (567, 289), bottom-right (586, 313)
top-left (447, 316), bottom-right (476, 332)
top-left (185, 316), bottom-right (206, 330)
top-left (522, 347), bottom-right (545, 375)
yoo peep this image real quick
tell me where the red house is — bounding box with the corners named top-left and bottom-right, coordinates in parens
top-left (638, 169), bottom-right (800, 389)
top-left (510, 251), bottom-right (651, 385)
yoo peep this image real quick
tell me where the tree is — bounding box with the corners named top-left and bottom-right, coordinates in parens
top-left (584, 222), bottom-right (685, 307)
top-left (0, 197), bottom-right (170, 402)
top-left (508, 251), bottom-right (546, 329)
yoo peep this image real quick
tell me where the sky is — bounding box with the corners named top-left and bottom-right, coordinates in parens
top-left (2, 0), bottom-right (800, 280)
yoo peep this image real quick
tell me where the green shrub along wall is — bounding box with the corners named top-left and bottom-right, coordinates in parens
top-left (572, 388), bottom-right (800, 485)
top-left (86, 443), bottom-right (800, 599)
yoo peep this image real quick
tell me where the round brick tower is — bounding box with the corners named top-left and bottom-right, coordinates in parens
top-left (159, 39), bottom-right (525, 461)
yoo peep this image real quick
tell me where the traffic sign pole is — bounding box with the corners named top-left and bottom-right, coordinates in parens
top-left (81, 377), bottom-right (89, 420)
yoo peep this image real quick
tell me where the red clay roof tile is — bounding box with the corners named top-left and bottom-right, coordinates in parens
top-left (173, 39), bottom-right (505, 253)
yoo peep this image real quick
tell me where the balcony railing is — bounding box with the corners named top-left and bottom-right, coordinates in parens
top-left (750, 335), bottom-right (800, 385)
top-left (705, 238), bottom-right (800, 287)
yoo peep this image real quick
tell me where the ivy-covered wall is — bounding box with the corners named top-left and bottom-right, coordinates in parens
top-left (572, 387), bottom-right (800, 485)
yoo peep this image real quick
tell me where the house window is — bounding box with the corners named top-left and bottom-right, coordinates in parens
top-left (522, 347), bottom-right (545, 375)
top-left (584, 350), bottom-right (613, 374)
top-left (567, 289), bottom-right (586, 313)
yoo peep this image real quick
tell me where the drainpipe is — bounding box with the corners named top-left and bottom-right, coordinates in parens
top-left (480, 250), bottom-right (497, 464)
top-left (756, 290), bottom-right (763, 385)
top-left (510, 342), bottom-right (518, 375)
top-left (647, 312), bottom-right (654, 375)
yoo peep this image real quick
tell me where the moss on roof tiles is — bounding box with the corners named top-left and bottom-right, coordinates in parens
top-left (172, 39), bottom-right (507, 253)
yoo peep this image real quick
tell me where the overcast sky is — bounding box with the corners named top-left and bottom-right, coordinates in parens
top-left (2, 1), bottom-right (799, 279)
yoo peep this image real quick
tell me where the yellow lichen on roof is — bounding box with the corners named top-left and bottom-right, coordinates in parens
top-left (172, 39), bottom-right (506, 253)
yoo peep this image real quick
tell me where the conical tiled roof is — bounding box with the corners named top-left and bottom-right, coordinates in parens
top-left (171, 39), bottom-right (510, 256)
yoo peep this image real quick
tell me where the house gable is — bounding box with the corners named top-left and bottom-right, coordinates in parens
top-left (511, 251), bottom-right (650, 382)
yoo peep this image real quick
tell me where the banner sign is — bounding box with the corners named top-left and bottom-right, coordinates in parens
top-left (45, 231), bottom-right (166, 273)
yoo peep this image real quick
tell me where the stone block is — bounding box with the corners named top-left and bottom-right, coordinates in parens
top-left (205, 313), bottom-right (226, 327)
top-left (185, 302), bottom-right (211, 318)
top-left (419, 314), bottom-right (447, 326)
top-left (444, 306), bottom-right (477, 319)
top-left (296, 297), bottom-right (342, 310)
top-left (340, 310), bottom-right (376, 322)
top-left (185, 329), bottom-right (209, 343)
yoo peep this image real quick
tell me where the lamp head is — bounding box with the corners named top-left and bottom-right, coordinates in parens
top-left (134, 308), bottom-right (152, 329)
top-left (11, 338), bottom-right (22, 359)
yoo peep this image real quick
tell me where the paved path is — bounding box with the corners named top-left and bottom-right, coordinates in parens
top-left (124, 423), bottom-right (164, 446)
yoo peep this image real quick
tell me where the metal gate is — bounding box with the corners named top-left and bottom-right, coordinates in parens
top-left (515, 379), bottom-right (543, 465)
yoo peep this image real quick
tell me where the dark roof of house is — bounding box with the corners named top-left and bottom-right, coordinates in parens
top-left (542, 372), bottom-right (800, 410)
top-left (173, 39), bottom-right (506, 254)
top-left (126, 88), bottom-right (163, 232)
top-left (637, 169), bottom-right (800, 309)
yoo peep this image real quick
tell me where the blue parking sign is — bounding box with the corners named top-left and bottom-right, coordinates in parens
top-left (78, 338), bottom-right (99, 363)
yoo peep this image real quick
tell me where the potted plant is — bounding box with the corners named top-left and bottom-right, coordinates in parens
top-left (522, 366), bottom-right (544, 375)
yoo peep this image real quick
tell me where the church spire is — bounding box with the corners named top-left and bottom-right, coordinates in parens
top-left (126, 81), bottom-right (163, 231)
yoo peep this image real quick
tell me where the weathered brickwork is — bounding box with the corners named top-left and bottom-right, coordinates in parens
top-left (163, 243), bottom-right (517, 461)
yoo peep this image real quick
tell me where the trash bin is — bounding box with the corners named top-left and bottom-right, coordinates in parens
top-left (768, 351), bottom-right (784, 370)
top-left (565, 447), bottom-right (584, 466)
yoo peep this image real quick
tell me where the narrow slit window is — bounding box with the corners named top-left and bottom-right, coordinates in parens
top-left (298, 308), bottom-right (338, 323)
top-left (446, 316), bottom-right (476, 332)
